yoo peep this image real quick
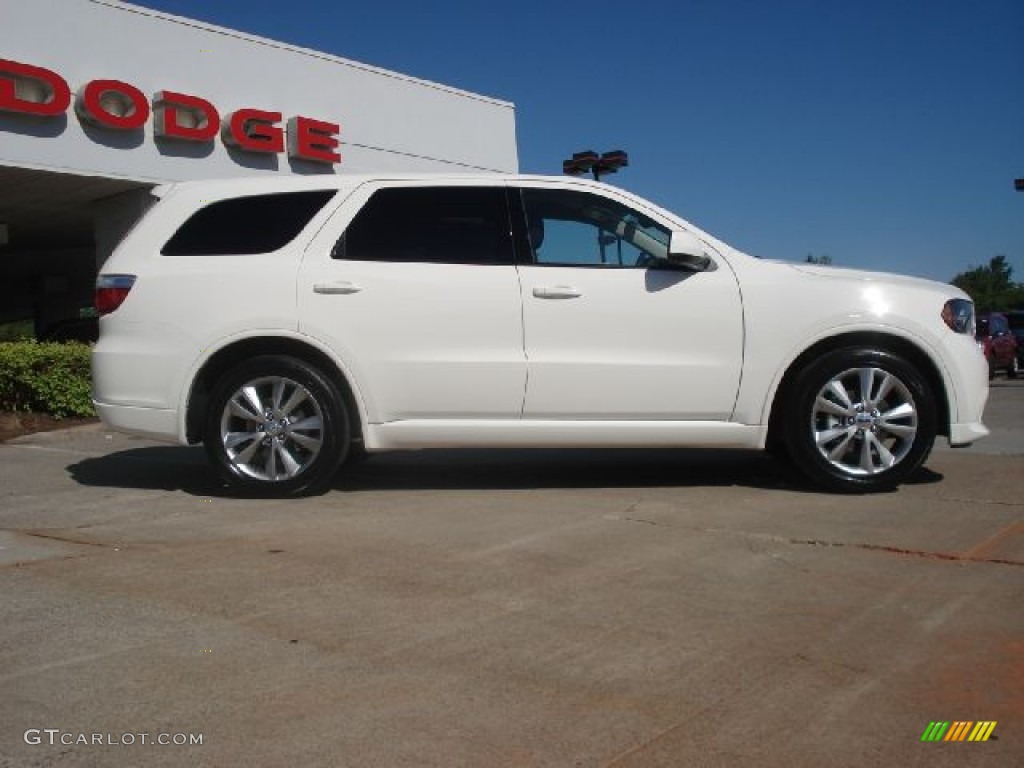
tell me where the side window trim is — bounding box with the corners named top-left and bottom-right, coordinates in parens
top-left (506, 186), bottom-right (534, 266)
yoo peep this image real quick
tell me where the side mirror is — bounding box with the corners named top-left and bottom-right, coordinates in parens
top-left (667, 230), bottom-right (712, 271)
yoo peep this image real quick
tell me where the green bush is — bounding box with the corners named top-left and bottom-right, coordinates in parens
top-left (0, 341), bottom-right (95, 418)
top-left (0, 319), bottom-right (34, 342)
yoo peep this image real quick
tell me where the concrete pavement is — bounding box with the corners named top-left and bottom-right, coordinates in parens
top-left (1, 382), bottom-right (1021, 767)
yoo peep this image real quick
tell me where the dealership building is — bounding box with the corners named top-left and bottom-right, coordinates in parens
top-left (0, 0), bottom-right (518, 336)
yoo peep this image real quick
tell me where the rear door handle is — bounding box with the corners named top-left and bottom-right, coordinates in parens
top-left (313, 281), bottom-right (362, 295)
top-left (532, 286), bottom-right (582, 300)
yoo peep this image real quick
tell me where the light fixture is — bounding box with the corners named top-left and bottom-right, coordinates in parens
top-left (562, 149), bottom-right (629, 181)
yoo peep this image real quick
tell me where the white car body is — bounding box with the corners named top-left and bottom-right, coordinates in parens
top-left (92, 174), bottom-right (989, 494)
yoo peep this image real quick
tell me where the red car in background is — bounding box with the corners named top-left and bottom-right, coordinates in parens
top-left (1006, 310), bottom-right (1024, 368)
top-left (976, 312), bottom-right (1020, 379)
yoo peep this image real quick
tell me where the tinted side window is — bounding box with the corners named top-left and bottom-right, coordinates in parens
top-left (162, 190), bottom-right (336, 256)
top-left (518, 188), bottom-right (670, 268)
top-left (336, 187), bottom-right (513, 265)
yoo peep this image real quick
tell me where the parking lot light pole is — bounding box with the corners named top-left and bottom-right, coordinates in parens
top-left (563, 149), bottom-right (629, 182)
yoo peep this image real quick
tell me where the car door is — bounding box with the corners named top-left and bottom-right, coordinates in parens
top-left (514, 184), bottom-right (743, 420)
top-left (298, 181), bottom-right (526, 423)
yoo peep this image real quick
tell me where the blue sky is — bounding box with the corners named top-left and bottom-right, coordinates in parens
top-left (133, 0), bottom-right (1021, 283)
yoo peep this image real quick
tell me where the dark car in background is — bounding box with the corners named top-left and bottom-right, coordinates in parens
top-left (976, 312), bottom-right (1019, 379)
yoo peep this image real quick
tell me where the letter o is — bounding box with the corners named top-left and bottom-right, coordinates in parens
top-left (76, 80), bottom-right (149, 130)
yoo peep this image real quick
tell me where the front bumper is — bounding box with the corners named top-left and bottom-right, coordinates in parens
top-left (948, 420), bottom-right (990, 447)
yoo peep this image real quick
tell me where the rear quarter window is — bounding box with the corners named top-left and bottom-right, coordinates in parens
top-left (161, 190), bottom-right (336, 256)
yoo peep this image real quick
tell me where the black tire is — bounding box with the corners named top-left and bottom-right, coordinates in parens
top-left (784, 348), bottom-right (937, 493)
top-left (203, 355), bottom-right (349, 496)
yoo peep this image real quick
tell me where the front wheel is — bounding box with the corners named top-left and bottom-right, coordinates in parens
top-left (204, 355), bottom-right (349, 496)
top-left (785, 348), bottom-right (937, 492)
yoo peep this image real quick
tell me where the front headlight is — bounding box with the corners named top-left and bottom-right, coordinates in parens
top-left (941, 298), bottom-right (974, 335)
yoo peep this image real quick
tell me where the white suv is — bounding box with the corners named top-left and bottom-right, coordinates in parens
top-left (93, 174), bottom-right (989, 495)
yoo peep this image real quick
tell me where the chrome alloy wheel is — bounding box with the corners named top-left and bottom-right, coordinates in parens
top-left (218, 375), bottom-right (324, 482)
top-left (810, 366), bottom-right (918, 476)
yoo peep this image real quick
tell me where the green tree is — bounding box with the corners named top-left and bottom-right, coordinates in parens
top-left (805, 253), bottom-right (833, 265)
top-left (951, 255), bottom-right (1024, 310)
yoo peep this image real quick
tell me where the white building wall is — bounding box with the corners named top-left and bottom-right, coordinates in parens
top-left (0, 0), bottom-right (518, 182)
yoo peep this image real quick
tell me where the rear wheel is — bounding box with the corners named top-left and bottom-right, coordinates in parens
top-left (204, 355), bottom-right (348, 496)
top-left (785, 348), bottom-right (937, 492)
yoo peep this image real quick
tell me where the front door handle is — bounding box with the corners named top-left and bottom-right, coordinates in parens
top-left (313, 281), bottom-right (362, 295)
top-left (532, 286), bottom-right (582, 300)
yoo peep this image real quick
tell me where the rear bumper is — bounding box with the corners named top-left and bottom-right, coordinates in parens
top-left (93, 400), bottom-right (183, 444)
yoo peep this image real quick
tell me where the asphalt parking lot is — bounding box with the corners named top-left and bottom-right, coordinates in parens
top-left (1, 381), bottom-right (1022, 767)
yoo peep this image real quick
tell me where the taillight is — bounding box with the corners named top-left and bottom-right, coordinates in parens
top-left (95, 274), bottom-right (136, 316)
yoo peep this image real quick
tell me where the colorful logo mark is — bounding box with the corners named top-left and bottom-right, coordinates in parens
top-left (921, 721), bottom-right (997, 742)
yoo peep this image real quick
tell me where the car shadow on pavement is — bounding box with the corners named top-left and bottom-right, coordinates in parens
top-left (333, 447), bottom-right (942, 494)
top-left (67, 446), bottom-right (225, 496)
top-left (65, 446), bottom-right (943, 497)
top-left (900, 466), bottom-right (945, 487)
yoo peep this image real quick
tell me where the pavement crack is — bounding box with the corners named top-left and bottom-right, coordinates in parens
top-left (601, 519), bottom-right (1024, 567)
top-left (786, 537), bottom-right (1023, 567)
top-left (605, 502), bottom-right (663, 527)
top-left (0, 554), bottom-right (88, 570)
top-left (940, 497), bottom-right (1023, 508)
top-left (17, 530), bottom-right (115, 549)
top-left (0, 645), bottom-right (147, 684)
